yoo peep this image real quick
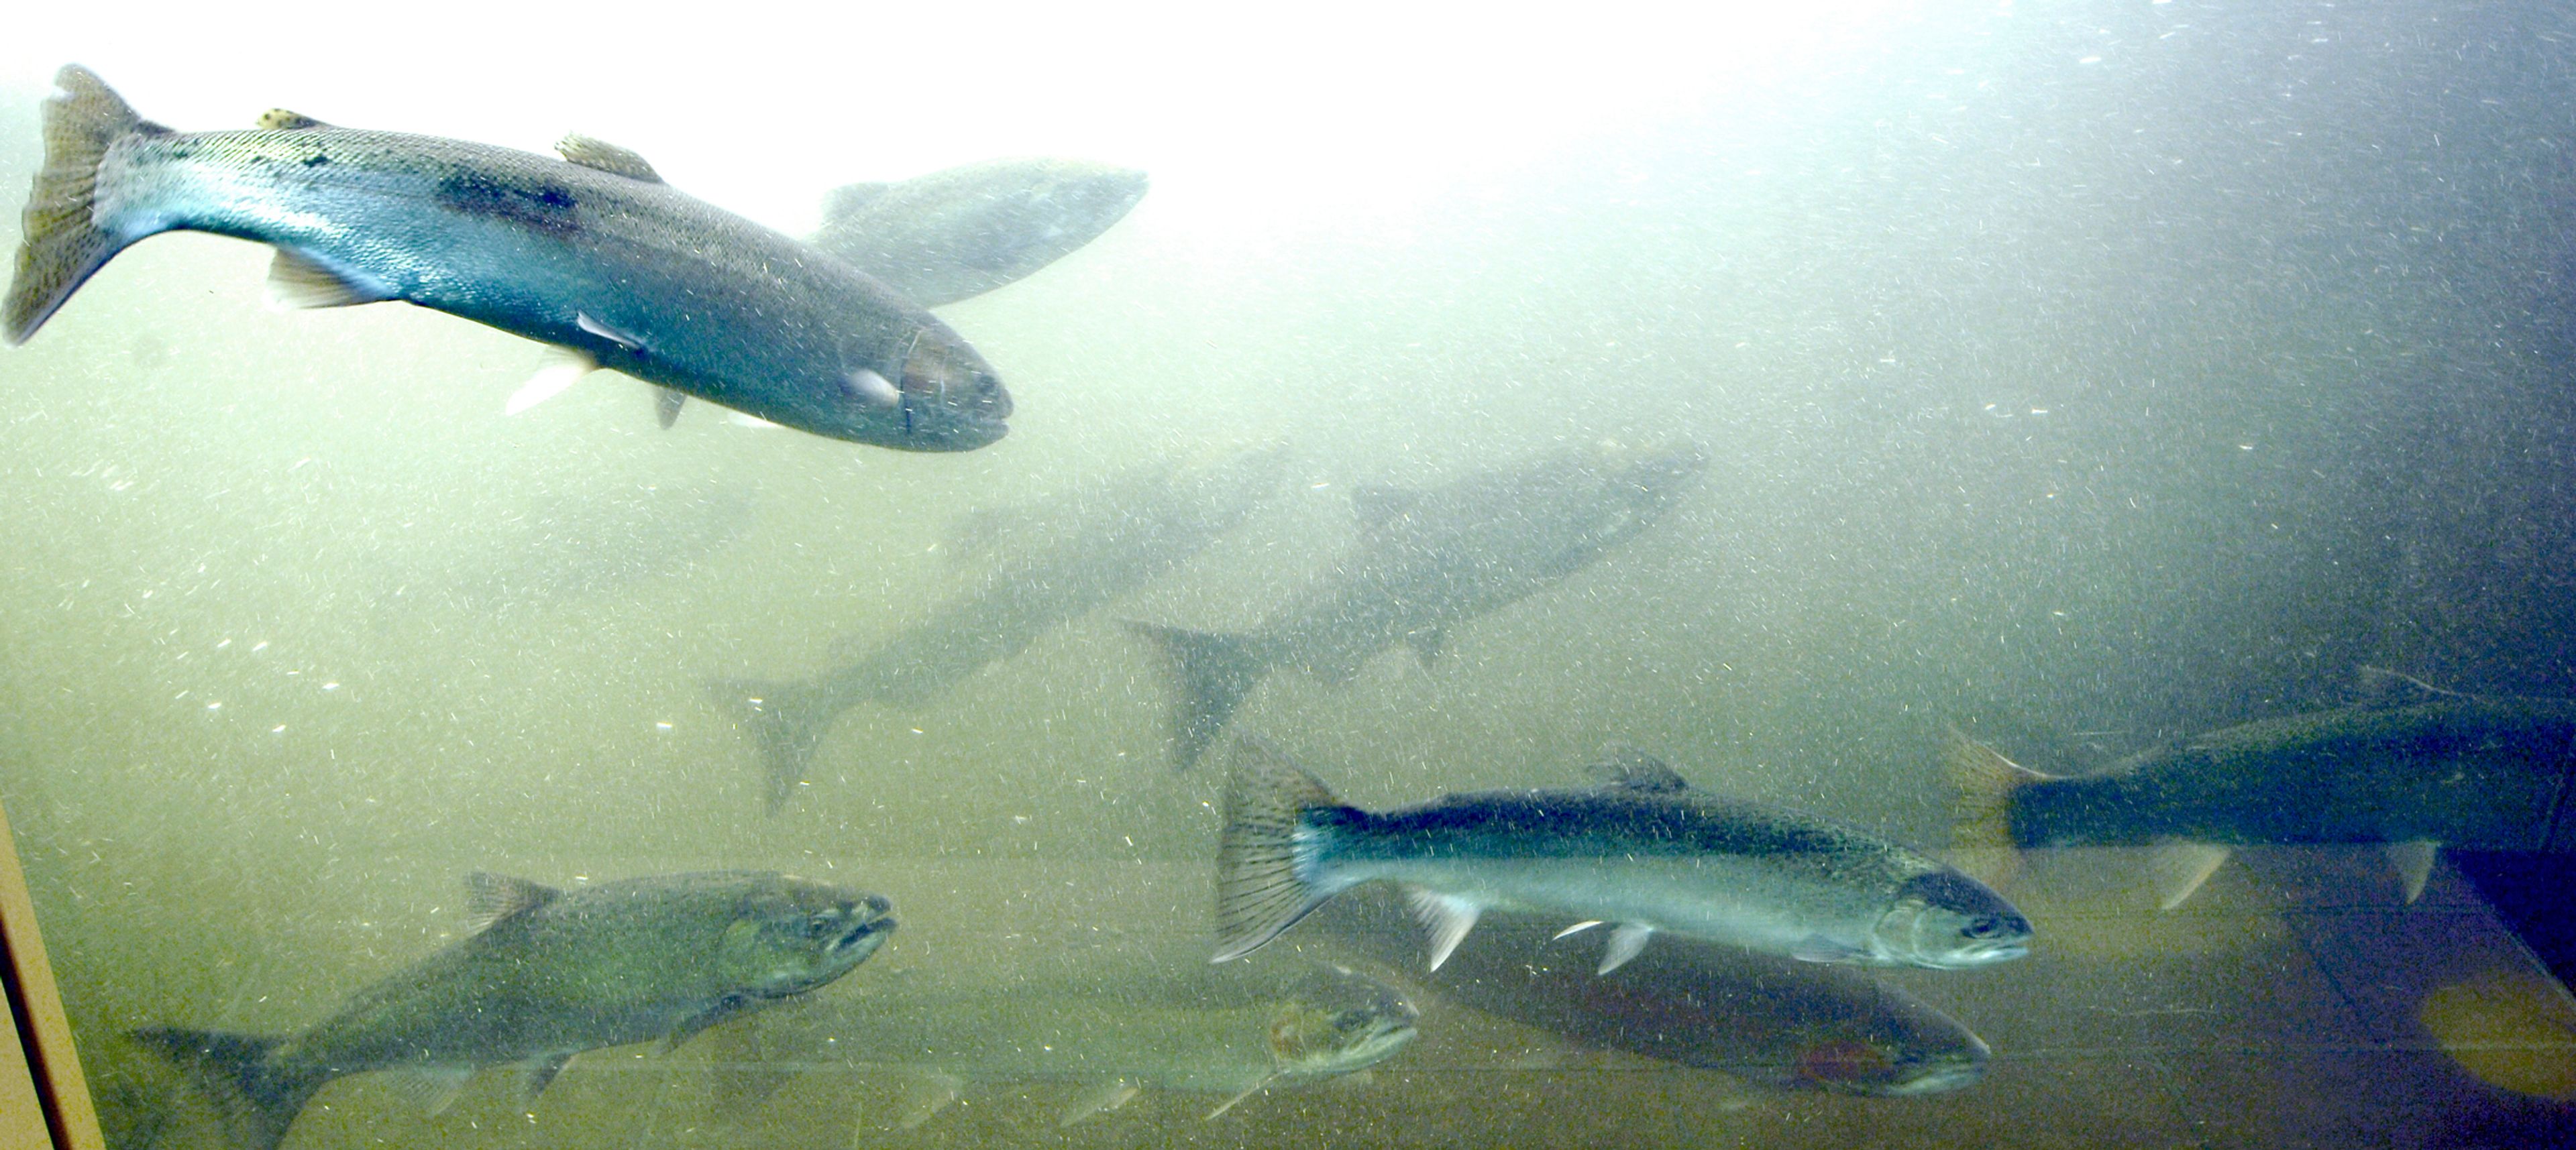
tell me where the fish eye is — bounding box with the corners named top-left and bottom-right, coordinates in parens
top-left (1962, 915), bottom-right (2002, 939)
top-left (804, 912), bottom-right (843, 939)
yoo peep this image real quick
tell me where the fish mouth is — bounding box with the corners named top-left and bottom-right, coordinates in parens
top-left (1879, 1057), bottom-right (1990, 1097)
top-left (833, 897), bottom-right (898, 954)
top-left (896, 388), bottom-right (1010, 451)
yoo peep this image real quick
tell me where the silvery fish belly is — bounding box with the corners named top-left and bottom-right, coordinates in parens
top-left (4, 65), bottom-right (1008, 450)
top-left (1215, 739), bottom-right (2031, 975)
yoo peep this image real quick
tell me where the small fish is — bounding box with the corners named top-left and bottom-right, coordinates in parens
top-left (1308, 886), bottom-right (1990, 1097)
top-left (1947, 678), bottom-right (2576, 908)
top-left (133, 871), bottom-right (894, 1150)
top-left (1132, 440), bottom-right (1706, 769)
top-left (709, 445), bottom-right (1291, 812)
top-left (1214, 738), bottom-right (2031, 974)
top-left (4, 66), bottom-right (1008, 449)
top-left (812, 158), bottom-right (1149, 307)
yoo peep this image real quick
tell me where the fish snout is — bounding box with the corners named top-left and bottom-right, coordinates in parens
top-left (893, 331), bottom-right (1011, 449)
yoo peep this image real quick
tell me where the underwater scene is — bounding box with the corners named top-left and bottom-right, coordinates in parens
top-left (3, 2), bottom-right (2575, 1147)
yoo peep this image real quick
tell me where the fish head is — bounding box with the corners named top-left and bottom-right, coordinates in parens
top-left (1264, 964), bottom-right (1423, 1080)
top-left (710, 876), bottom-right (898, 999)
top-left (1869, 869), bottom-right (2033, 970)
top-left (812, 317), bottom-right (1010, 451)
top-left (1786, 980), bottom-right (1992, 1096)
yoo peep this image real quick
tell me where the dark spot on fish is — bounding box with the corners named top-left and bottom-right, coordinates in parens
top-left (435, 170), bottom-right (580, 235)
top-left (302, 154), bottom-right (330, 168)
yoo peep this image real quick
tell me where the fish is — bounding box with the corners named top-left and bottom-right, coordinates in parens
top-left (4, 65), bottom-right (1008, 450)
top-left (708, 445), bottom-right (1293, 812)
top-left (1946, 678), bottom-right (2576, 909)
top-left (131, 871), bottom-right (894, 1150)
top-left (810, 158), bottom-right (1149, 308)
top-left (722, 959), bottom-right (1417, 1126)
top-left (1307, 886), bottom-right (1991, 1097)
top-left (1130, 439), bottom-right (1707, 770)
top-left (1214, 738), bottom-right (2032, 975)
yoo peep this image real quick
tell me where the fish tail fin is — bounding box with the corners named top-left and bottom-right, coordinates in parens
top-left (1942, 724), bottom-right (2047, 887)
top-left (1212, 734), bottom-right (1354, 963)
top-left (706, 677), bottom-right (838, 815)
top-left (129, 1026), bottom-right (314, 1150)
top-left (1127, 622), bottom-right (1272, 770)
top-left (7, 65), bottom-right (164, 344)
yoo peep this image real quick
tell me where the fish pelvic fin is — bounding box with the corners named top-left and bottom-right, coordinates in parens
top-left (2147, 840), bottom-right (2233, 910)
top-left (129, 1026), bottom-right (317, 1150)
top-left (1212, 734), bottom-right (1352, 963)
top-left (1128, 622), bottom-right (1273, 770)
top-left (704, 677), bottom-right (840, 815)
top-left (1942, 724), bottom-right (2046, 888)
top-left (2386, 839), bottom-right (2440, 904)
top-left (6, 65), bottom-right (164, 345)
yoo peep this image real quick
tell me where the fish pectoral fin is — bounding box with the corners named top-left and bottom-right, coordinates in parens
top-left (1404, 886), bottom-right (1484, 972)
top-left (556, 133), bottom-right (664, 182)
top-left (1596, 923), bottom-right (1654, 974)
top-left (1552, 919), bottom-right (1605, 940)
top-left (265, 249), bottom-right (394, 309)
top-left (1790, 935), bottom-right (1866, 964)
top-left (887, 1071), bottom-right (965, 1131)
top-left (655, 386), bottom-right (687, 429)
top-left (2385, 839), bottom-right (2441, 904)
top-left (519, 1053), bottom-right (573, 1106)
top-left (658, 994), bottom-right (752, 1053)
top-left (463, 872), bottom-right (562, 933)
top-left (1059, 1080), bottom-right (1142, 1127)
top-left (384, 1066), bottom-right (475, 1116)
top-left (1205, 1072), bottom-right (1278, 1120)
top-left (576, 311), bottom-right (647, 353)
top-left (504, 349), bottom-right (596, 415)
top-left (2146, 840), bottom-right (2233, 910)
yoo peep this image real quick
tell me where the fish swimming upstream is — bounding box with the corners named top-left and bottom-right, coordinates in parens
top-left (133, 871), bottom-right (894, 1150)
top-left (5, 66), bottom-right (1009, 449)
top-left (1948, 675), bottom-right (2576, 908)
top-left (812, 158), bottom-right (1148, 308)
top-left (1132, 439), bottom-right (1706, 769)
top-left (1215, 739), bottom-right (2031, 975)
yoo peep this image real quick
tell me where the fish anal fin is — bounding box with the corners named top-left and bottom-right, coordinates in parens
top-left (2386, 839), bottom-right (2440, 904)
top-left (505, 348), bottom-right (596, 415)
top-left (1404, 886), bottom-right (1483, 971)
top-left (1059, 1080), bottom-right (1141, 1126)
top-left (384, 1066), bottom-right (474, 1116)
top-left (464, 872), bottom-right (561, 933)
top-left (2147, 840), bottom-right (2233, 910)
top-left (655, 386), bottom-right (686, 428)
top-left (556, 133), bottom-right (663, 182)
top-left (257, 109), bottom-right (330, 130)
top-left (1597, 923), bottom-right (1654, 974)
top-left (659, 994), bottom-right (751, 1053)
top-left (266, 248), bottom-right (393, 309)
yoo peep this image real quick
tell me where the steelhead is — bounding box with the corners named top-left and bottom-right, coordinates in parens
top-left (812, 158), bottom-right (1148, 307)
top-left (710, 444), bottom-right (1291, 812)
top-left (1132, 439), bottom-right (1706, 769)
top-left (1309, 886), bottom-right (1990, 1097)
top-left (1949, 683), bottom-right (2576, 908)
top-left (5, 66), bottom-right (1008, 449)
top-left (1215, 739), bottom-right (2031, 974)
top-left (133, 871), bottom-right (894, 1150)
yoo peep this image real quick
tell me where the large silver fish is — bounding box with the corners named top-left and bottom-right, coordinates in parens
top-left (812, 158), bottom-right (1148, 308)
top-left (5, 66), bottom-right (1008, 450)
top-left (131, 871), bottom-right (894, 1150)
top-left (1215, 739), bottom-right (2031, 974)
top-left (1131, 439), bottom-right (1707, 769)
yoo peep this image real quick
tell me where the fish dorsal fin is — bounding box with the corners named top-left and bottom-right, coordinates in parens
top-left (556, 133), bottom-right (663, 182)
top-left (820, 181), bottom-right (892, 225)
top-left (2147, 841), bottom-right (2232, 910)
top-left (1586, 744), bottom-right (1687, 793)
top-left (2386, 839), bottom-right (2440, 904)
top-left (655, 387), bottom-right (686, 428)
top-left (1597, 923), bottom-right (1654, 974)
top-left (660, 994), bottom-right (752, 1053)
top-left (258, 108), bottom-right (331, 130)
top-left (464, 872), bottom-right (561, 933)
top-left (1404, 886), bottom-right (1483, 971)
top-left (1350, 483), bottom-right (1421, 528)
